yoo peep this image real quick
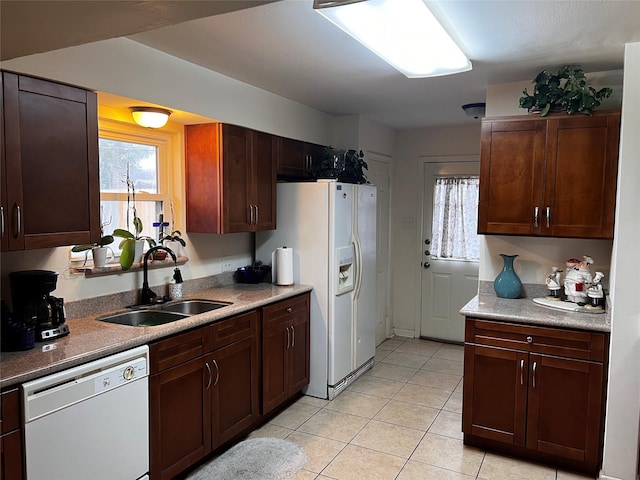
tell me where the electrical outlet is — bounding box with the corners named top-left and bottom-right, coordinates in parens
top-left (222, 256), bottom-right (233, 272)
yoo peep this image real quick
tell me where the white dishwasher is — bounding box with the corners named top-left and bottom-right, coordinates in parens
top-left (22, 345), bottom-right (150, 480)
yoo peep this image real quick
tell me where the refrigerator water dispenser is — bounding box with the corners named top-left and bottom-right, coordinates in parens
top-left (336, 245), bottom-right (355, 294)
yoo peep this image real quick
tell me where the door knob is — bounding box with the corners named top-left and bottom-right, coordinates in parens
top-left (423, 262), bottom-right (431, 269)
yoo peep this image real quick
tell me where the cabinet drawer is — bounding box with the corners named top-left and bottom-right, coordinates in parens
top-left (465, 318), bottom-right (607, 362)
top-left (0, 389), bottom-right (20, 435)
top-left (150, 326), bottom-right (209, 373)
top-left (209, 310), bottom-right (258, 351)
top-left (262, 294), bottom-right (310, 331)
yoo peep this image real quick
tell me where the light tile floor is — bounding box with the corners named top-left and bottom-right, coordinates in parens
top-left (249, 337), bottom-right (597, 480)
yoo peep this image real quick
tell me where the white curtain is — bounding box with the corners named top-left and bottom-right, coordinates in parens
top-left (431, 176), bottom-right (480, 261)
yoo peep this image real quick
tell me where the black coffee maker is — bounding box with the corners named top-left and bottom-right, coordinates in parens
top-left (10, 270), bottom-right (69, 341)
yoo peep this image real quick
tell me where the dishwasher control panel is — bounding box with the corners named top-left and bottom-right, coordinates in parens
top-left (23, 345), bottom-right (149, 423)
top-left (94, 357), bottom-right (147, 394)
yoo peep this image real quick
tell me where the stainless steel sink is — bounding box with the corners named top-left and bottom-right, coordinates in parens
top-left (98, 310), bottom-right (190, 327)
top-left (159, 299), bottom-right (231, 315)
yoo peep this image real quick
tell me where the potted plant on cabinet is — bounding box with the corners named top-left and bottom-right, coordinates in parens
top-left (309, 147), bottom-right (368, 184)
top-left (519, 65), bottom-right (612, 116)
top-left (338, 149), bottom-right (368, 184)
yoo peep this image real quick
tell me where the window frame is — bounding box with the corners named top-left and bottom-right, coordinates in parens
top-left (69, 118), bottom-right (175, 264)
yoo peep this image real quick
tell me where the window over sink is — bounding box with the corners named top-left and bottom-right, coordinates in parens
top-left (70, 118), bottom-right (176, 265)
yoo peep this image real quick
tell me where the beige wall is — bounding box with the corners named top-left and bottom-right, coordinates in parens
top-left (390, 124), bottom-right (481, 335)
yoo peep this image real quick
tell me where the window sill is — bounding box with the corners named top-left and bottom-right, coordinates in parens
top-left (70, 255), bottom-right (189, 277)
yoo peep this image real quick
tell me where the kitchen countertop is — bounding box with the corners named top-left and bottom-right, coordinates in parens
top-left (0, 283), bottom-right (312, 389)
top-left (460, 294), bottom-right (611, 333)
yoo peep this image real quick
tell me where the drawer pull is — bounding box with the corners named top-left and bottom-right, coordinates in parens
top-left (520, 359), bottom-right (524, 385)
top-left (205, 362), bottom-right (212, 390)
top-left (526, 336), bottom-right (533, 344)
top-left (286, 307), bottom-right (293, 313)
top-left (532, 361), bottom-right (537, 388)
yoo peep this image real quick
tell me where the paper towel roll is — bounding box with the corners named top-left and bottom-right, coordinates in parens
top-left (275, 247), bottom-right (294, 286)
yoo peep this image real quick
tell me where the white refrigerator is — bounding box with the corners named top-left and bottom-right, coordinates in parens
top-left (256, 180), bottom-right (377, 400)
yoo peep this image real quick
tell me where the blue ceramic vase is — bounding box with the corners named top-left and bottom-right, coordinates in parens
top-left (494, 254), bottom-right (522, 299)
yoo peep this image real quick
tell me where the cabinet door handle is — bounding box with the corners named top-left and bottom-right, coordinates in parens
top-left (533, 206), bottom-right (539, 227)
top-left (291, 325), bottom-right (295, 348)
top-left (205, 362), bottom-right (212, 390)
top-left (545, 207), bottom-right (550, 228)
top-left (285, 326), bottom-right (291, 349)
top-left (255, 205), bottom-right (259, 225)
top-left (1, 206), bottom-right (4, 238)
top-left (212, 359), bottom-right (220, 387)
top-left (520, 359), bottom-right (524, 385)
top-left (15, 204), bottom-right (21, 235)
top-left (532, 361), bottom-right (537, 388)
top-left (249, 205), bottom-right (254, 225)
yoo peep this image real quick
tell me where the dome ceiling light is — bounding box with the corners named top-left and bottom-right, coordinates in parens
top-left (130, 106), bottom-right (172, 128)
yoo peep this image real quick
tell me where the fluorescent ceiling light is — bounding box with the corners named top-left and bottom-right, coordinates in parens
top-left (314, 0), bottom-right (471, 78)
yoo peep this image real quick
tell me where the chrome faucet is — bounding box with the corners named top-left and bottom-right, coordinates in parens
top-left (140, 246), bottom-right (177, 305)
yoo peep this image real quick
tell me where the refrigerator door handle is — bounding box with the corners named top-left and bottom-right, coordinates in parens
top-left (352, 237), bottom-right (363, 300)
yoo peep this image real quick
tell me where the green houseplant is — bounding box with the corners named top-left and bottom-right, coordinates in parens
top-left (158, 200), bottom-right (186, 249)
top-left (112, 168), bottom-right (155, 270)
top-left (72, 215), bottom-right (115, 266)
top-left (339, 149), bottom-right (368, 184)
top-left (71, 234), bottom-right (114, 253)
top-left (519, 65), bottom-right (612, 116)
top-left (309, 147), bottom-right (368, 184)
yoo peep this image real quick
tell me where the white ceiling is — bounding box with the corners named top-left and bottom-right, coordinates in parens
top-left (3, 0), bottom-right (640, 130)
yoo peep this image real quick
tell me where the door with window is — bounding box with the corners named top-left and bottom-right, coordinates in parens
top-left (421, 160), bottom-right (480, 342)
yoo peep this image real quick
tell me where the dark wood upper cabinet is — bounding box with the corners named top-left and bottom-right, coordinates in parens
top-left (276, 137), bottom-right (325, 180)
top-left (185, 123), bottom-right (276, 234)
top-left (1, 71), bottom-right (100, 250)
top-left (478, 112), bottom-right (620, 239)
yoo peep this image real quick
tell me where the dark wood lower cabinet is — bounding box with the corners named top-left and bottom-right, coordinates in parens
top-left (1, 430), bottom-right (22, 480)
top-left (150, 357), bottom-right (211, 480)
top-left (150, 303), bottom-right (294, 480)
top-left (0, 389), bottom-right (23, 480)
top-left (210, 334), bottom-right (260, 448)
top-left (463, 318), bottom-right (608, 475)
top-left (262, 294), bottom-right (310, 415)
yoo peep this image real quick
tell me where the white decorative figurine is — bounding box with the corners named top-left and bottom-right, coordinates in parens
top-left (586, 271), bottom-right (605, 309)
top-left (564, 256), bottom-right (594, 304)
top-left (545, 266), bottom-right (563, 299)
